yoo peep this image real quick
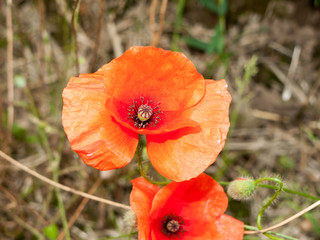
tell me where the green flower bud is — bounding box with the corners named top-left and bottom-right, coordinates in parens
top-left (227, 178), bottom-right (256, 201)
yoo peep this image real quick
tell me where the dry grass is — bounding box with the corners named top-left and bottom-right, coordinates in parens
top-left (0, 0), bottom-right (319, 239)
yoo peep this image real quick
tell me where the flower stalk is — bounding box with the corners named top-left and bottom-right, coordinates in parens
top-left (136, 139), bottom-right (170, 186)
top-left (220, 181), bottom-right (320, 201)
top-left (254, 177), bottom-right (284, 240)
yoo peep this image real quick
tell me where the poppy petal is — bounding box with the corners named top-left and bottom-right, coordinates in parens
top-left (104, 96), bottom-right (200, 135)
top-left (216, 214), bottom-right (245, 240)
top-left (146, 80), bottom-right (232, 181)
top-left (130, 178), bottom-right (160, 240)
top-left (62, 75), bottom-right (139, 170)
top-left (99, 46), bottom-right (205, 112)
top-left (149, 174), bottom-right (228, 239)
top-left (150, 174), bottom-right (228, 220)
top-left (151, 218), bottom-right (221, 240)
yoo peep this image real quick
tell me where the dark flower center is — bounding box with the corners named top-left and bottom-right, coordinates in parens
top-left (161, 214), bottom-right (186, 238)
top-left (166, 220), bottom-right (180, 233)
top-left (127, 97), bottom-right (162, 129)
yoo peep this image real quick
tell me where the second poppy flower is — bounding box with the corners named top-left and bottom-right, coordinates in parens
top-left (62, 46), bottom-right (231, 181)
top-left (130, 173), bottom-right (244, 239)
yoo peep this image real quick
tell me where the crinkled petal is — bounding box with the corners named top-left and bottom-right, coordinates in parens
top-left (151, 218), bottom-right (221, 240)
top-left (99, 46), bottom-right (205, 112)
top-left (105, 96), bottom-right (200, 135)
top-left (216, 214), bottom-right (245, 240)
top-left (146, 80), bottom-right (231, 181)
top-left (150, 174), bottom-right (228, 220)
top-left (62, 75), bottom-right (138, 170)
top-left (130, 178), bottom-right (160, 240)
top-left (149, 174), bottom-right (228, 239)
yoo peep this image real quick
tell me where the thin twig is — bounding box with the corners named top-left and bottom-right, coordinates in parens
top-left (0, 94), bottom-right (8, 183)
top-left (0, 185), bottom-right (18, 209)
top-left (107, 17), bottom-right (123, 58)
top-left (1, 184), bottom-right (49, 227)
top-left (251, 109), bottom-right (289, 123)
top-left (57, 178), bottom-right (103, 240)
top-left (71, 0), bottom-right (80, 76)
top-left (260, 57), bottom-right (306, 103)
top-left (6, 0), bottom-right (14, 141)
top-left (0, 151), bottom-right (131, 210)
top-left (89, 0), bottom-right (104, 72)
top-left (38, 0), bottom-right (46, 85)
top-left (10, 213), bottom-right (45, 240)
top-left (268, 42), bottom-right (292, 57)
top-left (149, 0), bottom-right (158, 45)
top-left (244, 200), bottom-right (320, 234)
top-left (282, 45), bottom-right (301, 101)
top-left (151, 0), bottom-right (168, 47)
top-left (287, 45), bottom-right (301, 81)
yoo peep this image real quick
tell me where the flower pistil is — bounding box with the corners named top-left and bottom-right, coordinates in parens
top-left (161, 214), bottom-right (186, 238)
top-left (127, 96), bottom-right (162, 129)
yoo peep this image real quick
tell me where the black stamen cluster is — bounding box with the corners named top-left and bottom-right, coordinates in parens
top-left (161, 214), bottom-right (186, 238)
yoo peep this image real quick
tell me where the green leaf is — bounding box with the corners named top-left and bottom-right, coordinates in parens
top-left (183, 37), bottom-right (210, 52)
top-left (12, 123), bottom-right (27, 140)
top-left (197, 0), bottom-right (219, 13)
top-left (208, 24), bottom-right (225, 54)
top-left (197, 0), bottom-right (228, 15)
top-left (44, 224), bottom-right (59, 240)
top-left (304, 212), bottom-right (320, 236)
top-left (219, 0), bottom-right (228, 16)
top-left (26, 134), bottom-right (39, 144)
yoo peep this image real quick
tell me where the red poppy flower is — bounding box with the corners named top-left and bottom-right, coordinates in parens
top-left (130, 173), bottom-right (244, 240)
top-left (62, 46), bottom-right (231, 181)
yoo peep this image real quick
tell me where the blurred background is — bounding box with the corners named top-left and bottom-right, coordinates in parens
top-left (0, 0), bottom-right (319, 239)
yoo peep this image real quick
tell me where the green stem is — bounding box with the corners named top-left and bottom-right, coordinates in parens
top-left (254, 178), bottom-right (283, 229)
top-left (171, 0), bottom-right (187, 51)
top-left (136, 141), bottom-right (170, 186)
top-left (71, 0), bottom-right (80, 76)
top-left (258, 184), bottom-right (320, 201)
top-left (254, 178), bottom-right (284, 240)
top-left (264, 234), bottom-right (284, 240)
top-left (53, 156), bottom-right (71, 240)
top-left (218, 0), bottom-right (226, 40)
top-left (24, 87), bottom-right (70, 239)
top-left (245, 225), bottom-right (298, 240)
top-left (219, 181), bottom-right (320, 201)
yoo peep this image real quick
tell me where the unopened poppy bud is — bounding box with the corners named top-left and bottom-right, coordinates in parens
top-left (227, 178), bottom-right (256, 201)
